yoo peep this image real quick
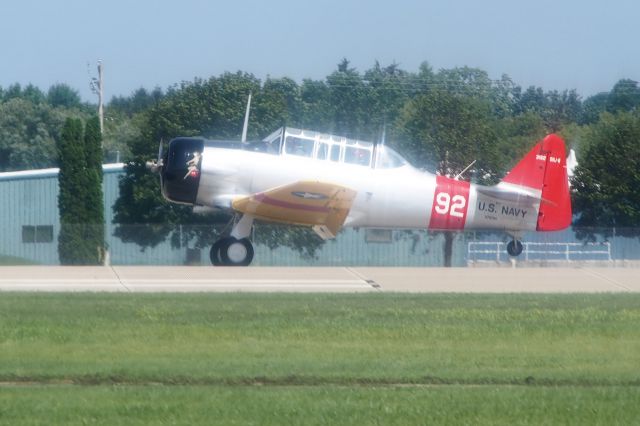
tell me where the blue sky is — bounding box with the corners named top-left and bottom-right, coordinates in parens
top-left (1, 0), bottom-right (637, 102)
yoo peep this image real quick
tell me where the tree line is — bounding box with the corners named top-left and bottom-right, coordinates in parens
top-left (2, 59), bottom-right (639, 256)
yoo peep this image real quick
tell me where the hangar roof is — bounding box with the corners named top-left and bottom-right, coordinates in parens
top-left (0, 163), bottom-right (125, 181)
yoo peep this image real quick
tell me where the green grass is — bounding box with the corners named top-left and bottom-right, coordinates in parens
top-left (2, 386), bottom-right (639, 425)
top-left (1, 293), bottom-right (639, 425)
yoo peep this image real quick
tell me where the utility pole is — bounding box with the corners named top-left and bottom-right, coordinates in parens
top-left (90, 60), bottom-right (104, 139)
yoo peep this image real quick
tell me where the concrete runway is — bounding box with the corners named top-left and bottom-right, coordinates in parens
top-left (0, 266), bottom-right (638, 293)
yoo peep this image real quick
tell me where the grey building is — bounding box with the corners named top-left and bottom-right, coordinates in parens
top-left (1, 165), bottom-right (632, 266)
top-left (0, 164), bottom-right (460, 266)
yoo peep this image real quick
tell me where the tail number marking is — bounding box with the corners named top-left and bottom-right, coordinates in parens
top-left (435, 193), bottom-right (466, 218)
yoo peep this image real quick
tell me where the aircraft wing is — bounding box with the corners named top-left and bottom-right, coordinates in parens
top-left (232, 181), bottom-right (357, 239)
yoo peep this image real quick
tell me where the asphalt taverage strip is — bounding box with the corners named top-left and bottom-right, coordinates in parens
top-left (0, 266), bottom-right (375, 292)
top-left (0, 266), bottom-right (637, 293)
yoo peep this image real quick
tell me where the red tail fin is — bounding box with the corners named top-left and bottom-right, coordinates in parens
top-left (502, 134), bottom-right (572, 231)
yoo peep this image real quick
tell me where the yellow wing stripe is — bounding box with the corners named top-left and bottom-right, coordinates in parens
top-left (232, 181), bottom-right (356, 236)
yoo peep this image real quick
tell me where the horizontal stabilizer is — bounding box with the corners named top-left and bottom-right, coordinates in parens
top-left (475, 186), bottom-right (541, 205)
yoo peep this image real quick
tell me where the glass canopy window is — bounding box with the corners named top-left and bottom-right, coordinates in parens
top-left (282, 128), bottom-right (375, 167)
top-left (263, 127), bottom-right (408, 169)
top-left (374, 145), bottom-right (408, 169)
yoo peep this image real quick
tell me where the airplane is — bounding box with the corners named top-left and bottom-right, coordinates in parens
top-left (147, 123), bottom-right (571, 267)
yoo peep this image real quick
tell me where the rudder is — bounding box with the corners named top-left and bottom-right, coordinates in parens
top-left (501, 134), bottom-right (572, 231)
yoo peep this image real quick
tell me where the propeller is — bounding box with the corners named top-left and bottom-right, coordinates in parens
top-left (145, 138), bottom-right (164, 173)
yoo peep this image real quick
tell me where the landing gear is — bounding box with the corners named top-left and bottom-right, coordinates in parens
top-left (507, 239), bottom-right (523, 257)
top-left (210, 214), bottom-right (255, 266)
top-left (210, 237), bottom-right (254, 266)
top-left (209, 239), bottom-right (225, 266)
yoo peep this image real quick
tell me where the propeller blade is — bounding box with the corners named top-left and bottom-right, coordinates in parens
top-left (145, 139), bottom-right (164, 173)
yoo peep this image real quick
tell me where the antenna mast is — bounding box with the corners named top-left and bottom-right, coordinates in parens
top-left (97, 61), bottom-right (104, 137)
top-left (241, 92), bottom-right (252, 143)
top-left (90, 60), bottom-right (104, 139)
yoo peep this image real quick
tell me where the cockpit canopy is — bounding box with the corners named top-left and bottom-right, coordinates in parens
top-left (260, 127), bottom-right (409, 169)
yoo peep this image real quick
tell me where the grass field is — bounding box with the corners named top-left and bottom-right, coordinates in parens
top-left (1, 293), bottom-right (639, 425)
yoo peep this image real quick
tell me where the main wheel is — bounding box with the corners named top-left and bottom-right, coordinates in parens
top-left (507, 240), bottom-right (523, 257)
top-left (219, 237), bottom-right (254, 266)
top-left (209, 239), bottom-right (225, 266)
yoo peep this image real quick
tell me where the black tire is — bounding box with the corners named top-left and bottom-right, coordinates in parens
top-left (507, 240), bottom-right (523, 257)
top-left (219, 237), bottom-right (254, 266)
top-left (209, 239), bottom-right (225, 266)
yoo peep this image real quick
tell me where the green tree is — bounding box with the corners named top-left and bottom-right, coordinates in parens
top-left (2, 83), bottom-right (24, 101)
top-left (22, 84), bottom-right (46, 104)
top-left (579, 79), bottom-right (640, 125)
top-left (326, 59), bottom-right (368, 138)
top-left (581, 92), bottom-right (609, 124)
top-left (58, 118), bottom-right (88, 264)
top-left (57, 117), bottom-right (105, 264)
top-left (513, 86), bottom-right (582, 131)
top-left (299, 79), bottom-right (332, 131)
top-left (109, 87), bottom-right (164, 117)
top-left (362, 61), bottom-right (412, 139)
top-left (84, 116), bottom-right (106, 261)
top-left (493, 112), bottom-right (548, 170)
top-left (607, 79), bottom-right (640, 113)
top-left (0, 98), bottom-right (61, 171)
top-left (435, 67), bottom-right (494, 100)
top-left (252, 77), bottom-right (302, 135)
top-left (47, 84), bottom-right (81, 108)
top-left (0, 81), bottom-right (96, 172)
top-left (397, 88), bottom-right (499, 177)
top-left (572, 112), bottom-right (640, 239)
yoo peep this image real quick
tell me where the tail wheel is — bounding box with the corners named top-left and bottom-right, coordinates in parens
top-left (219, 237), bottom-right (254, 266)
top-left (507, 240), bottom-right (523, 257)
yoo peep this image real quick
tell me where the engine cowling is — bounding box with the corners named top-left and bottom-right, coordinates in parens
top-left (160, 137), bottom-right (204, 205)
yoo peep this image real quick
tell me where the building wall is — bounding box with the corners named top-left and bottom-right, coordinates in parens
top-left (101, 169), bottom-right (187, 265)
top-left (0, 165), bottom-right (463, 266)
top-left (0, 172), bottom-right (61, 264)
top-left (1, 165), bottom-right (637, 266)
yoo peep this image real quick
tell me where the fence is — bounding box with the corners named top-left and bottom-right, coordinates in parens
top-left (468, 241), bottom-right (613, 263)
top-left (1, 223), bottom-right (639, 267)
